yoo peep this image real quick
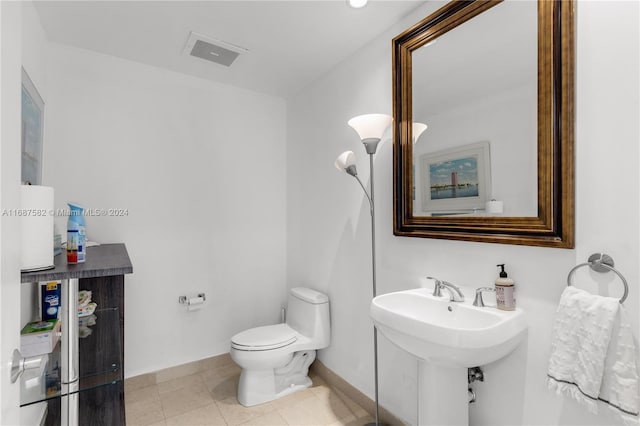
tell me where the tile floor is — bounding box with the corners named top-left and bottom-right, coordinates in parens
top-left (125, 359), bottom-right (375, 426)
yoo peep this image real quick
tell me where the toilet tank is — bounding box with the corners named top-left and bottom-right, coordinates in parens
top-left (286, 287), bottom-right (330, 348)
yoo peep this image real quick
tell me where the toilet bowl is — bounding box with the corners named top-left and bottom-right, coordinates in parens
top-left (230, 287), bottom-right (330, 406)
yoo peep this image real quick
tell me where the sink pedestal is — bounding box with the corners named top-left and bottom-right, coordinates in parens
top-left (418, 361), bottom-right (468, 426)
top-left (370, 288), bottom-right (528, 425)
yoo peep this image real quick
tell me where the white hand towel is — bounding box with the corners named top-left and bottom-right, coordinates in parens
top-left (547, 286), bottom-right (639, 425)
top-left (600, 306), bottom-right (640, 424)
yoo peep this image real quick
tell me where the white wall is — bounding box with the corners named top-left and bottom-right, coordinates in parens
top-left (21, 1), bottom-right (47, 102)
top-left (1, 2), bottom-right (25, 424)
top-left (287, 1), bottom-right (639, 425)
top-left (42, 43), bottom-right (288, 377)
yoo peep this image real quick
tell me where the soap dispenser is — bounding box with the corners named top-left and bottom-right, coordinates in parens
top-left (495, 264), bottom-right (515, 311)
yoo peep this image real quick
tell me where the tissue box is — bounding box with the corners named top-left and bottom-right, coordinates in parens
top-left (20, 319), bottom-right (61, 357)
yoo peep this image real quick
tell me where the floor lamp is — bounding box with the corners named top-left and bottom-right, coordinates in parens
top-left (334, 113), bottom-right (392, 426)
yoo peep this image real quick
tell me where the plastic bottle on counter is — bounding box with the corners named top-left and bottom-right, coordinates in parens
top-left (67, 203), bottom-right (86, 263)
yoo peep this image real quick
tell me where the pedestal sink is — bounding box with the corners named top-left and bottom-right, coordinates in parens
top-left (370, 288), bottom-right (527, 426)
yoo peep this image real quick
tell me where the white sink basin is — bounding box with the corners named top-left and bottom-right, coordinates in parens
top-left (370, 288), bottom-right (527, 367)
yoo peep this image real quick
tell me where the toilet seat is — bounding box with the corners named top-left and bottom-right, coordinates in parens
top-left (231, 324), bottom-right (297, 351)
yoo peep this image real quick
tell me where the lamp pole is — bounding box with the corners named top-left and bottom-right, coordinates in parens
top-left (367, 151), bottom-right (382, 426)
top-left (351, 149), bottom-right (382, 426)
top-left (336, 113), bottom-right (392, 426)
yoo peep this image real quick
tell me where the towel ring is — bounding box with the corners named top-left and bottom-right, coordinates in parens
top-left (567, 253), bottom-right (629, 304)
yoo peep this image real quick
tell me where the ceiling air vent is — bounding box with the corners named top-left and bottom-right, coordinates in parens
top-left (182, 31), bottom-right (248, 67)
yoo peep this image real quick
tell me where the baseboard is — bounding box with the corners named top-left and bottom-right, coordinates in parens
top-left (125, 353), bottom-right (234, 392)
top-left (310, 359), bottom-right (406, 426)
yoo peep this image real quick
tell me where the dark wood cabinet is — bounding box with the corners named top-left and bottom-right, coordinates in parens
top-left (77, 275), bottom-right (125, 426)
top-left (22, 244), bottom-right (132, 426)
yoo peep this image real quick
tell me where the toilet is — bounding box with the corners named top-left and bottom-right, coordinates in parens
top-left (230, 287), bottom-right (330, 406)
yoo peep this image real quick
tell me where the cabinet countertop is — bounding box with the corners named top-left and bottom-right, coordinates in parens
top-left (21, 243), bottom-right (133, 283)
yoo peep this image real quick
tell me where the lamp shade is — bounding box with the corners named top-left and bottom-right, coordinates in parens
top-left (335, 151), bottom-right (356, 172)
top-left (413, 122), bottom-right (428, 143)
top-left (347, 114), bottom-right (392, 141)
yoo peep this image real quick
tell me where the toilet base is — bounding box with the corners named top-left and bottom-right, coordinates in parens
top-left (237, 350), bottom-right (316, 407)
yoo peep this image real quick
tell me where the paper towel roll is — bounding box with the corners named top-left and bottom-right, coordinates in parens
top-left (486, 200), bottom-right (504, 214)
top-left (186, 296), bottom-right (205, 311)
top-left (21, 185), bottom-right (54, 272)
top-left (187, 296), bottom-right (204, 306)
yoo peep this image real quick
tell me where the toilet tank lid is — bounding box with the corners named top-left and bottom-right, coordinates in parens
top-left (290, 287), bottom-right (328, 304)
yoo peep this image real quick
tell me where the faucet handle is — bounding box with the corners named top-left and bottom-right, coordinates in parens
top-left (473, 287), bottom-right (496, 307)
top-left (427, 276), bottom-right (443, 297)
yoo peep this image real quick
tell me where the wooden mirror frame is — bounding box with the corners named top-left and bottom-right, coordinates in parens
top-left (392, 0), bottom-right (574, 248)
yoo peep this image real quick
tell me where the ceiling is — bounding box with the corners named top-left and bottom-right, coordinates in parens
top-left (34, 0), bottom-right (425, 98)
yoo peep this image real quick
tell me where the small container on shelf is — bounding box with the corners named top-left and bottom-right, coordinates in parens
top-left (78, 289), bottom-right (97, 317)
top-left (40, 281), bottom-right (61, 320)
top-left (20, 319), bottom-right (61, 357)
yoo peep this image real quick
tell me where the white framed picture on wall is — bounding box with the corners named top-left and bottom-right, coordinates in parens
top-left (21, 67), bottom-right (45, 185)
top-left (419, 141), bottom-right (491, 214)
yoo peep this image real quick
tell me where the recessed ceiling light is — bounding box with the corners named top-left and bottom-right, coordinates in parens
top-left (348, 0), bottom-right (368, 9)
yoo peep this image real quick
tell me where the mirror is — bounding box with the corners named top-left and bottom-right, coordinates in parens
top-left (392, 0), bottom-right (574, 248)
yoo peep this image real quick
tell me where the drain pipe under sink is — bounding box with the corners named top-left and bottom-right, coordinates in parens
top-left (467, 366), bottom-right (484, 404)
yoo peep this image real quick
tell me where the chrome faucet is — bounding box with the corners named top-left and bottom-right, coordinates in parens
top-left (427, 277), bottom-right (465, 302)
top-left (473, 287), bottom-right (496, 307)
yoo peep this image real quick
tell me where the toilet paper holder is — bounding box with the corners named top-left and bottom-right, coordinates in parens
top-left (178, 293), bottom-right (206, 305)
